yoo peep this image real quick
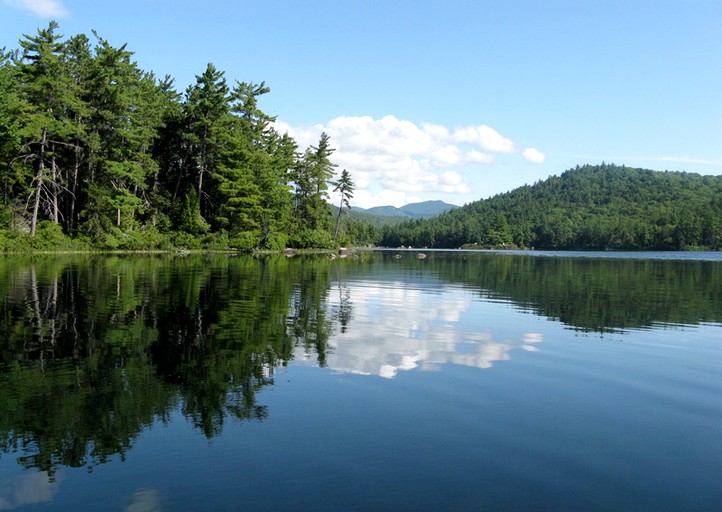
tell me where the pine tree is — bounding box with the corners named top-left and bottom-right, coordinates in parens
top-left (0, 49), bottom-right (24, 220)
top-left (83, 34), bottom-right (164, 231)
top-left (333, 169), bottom-right (354, 240)
top-left (214, 81), bottom-right (280, 245)
top-left (182, 63), bottom-right (230, 223)
top-left (292, 132), bottom-right (336, 232)
top-left (62, 33), bottom-right (93, 233)
top-left (16, 22), bottom-right (84, 236)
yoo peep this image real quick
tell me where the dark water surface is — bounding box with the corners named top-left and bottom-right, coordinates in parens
top-left (0, 251), bottom-right (721, 511)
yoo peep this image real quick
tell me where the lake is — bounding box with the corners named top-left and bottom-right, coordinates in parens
top-left (1, 251), bottom-right (721, 511)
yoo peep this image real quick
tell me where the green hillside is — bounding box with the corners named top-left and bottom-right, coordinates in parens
top-left (329, 204), bottom-right (407, 228)
top-left (380, 164), bottom-right (722, 250)
top-left (331, 200), bottom-right (457, 230)
top-left (360, 200), bottom-right (458, 219)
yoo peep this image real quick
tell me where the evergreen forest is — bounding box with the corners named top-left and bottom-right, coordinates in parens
top-left (2, 25), bottom-right (721, 253)
top-left (0, 22), bottom-right (370, 252)
top-left (380, 163), bottom-right (722, 251)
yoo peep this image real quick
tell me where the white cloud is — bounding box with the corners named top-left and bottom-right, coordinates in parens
top-left (328, 115), bottom-right (434, 156)
top-left (421, 122), bottom-right (450, 139)
top-left (273, 115), bottom-right (542, 208)
top-left (5, 0), bottom-right (69, 17)
top-left (522, 147), bottom-right (546, 164)
top-left (351, 189), bottom-right (420, 209)
top-left (466, 150), bottom-right (494, 164)
top-left (438, 171), bottom-right (471, 194)
top-left (453, 125), bottom-right (516, 154)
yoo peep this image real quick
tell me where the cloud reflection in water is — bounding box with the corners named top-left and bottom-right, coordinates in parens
top-left (295, 279), bottom-right (543, 378)
top-left (0, 472), bottom-right (59, 510)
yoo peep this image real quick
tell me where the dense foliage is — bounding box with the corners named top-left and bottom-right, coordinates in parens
top-left (0, 23), bottom-right (366, 251)
top-left (381, 163), bottom-right (722, 250)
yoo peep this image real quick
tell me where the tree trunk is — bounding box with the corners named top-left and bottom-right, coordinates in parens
top-left (51, 149), bottom-right (59, 224)
top-left (30, 184), bottom-right (41, 237)
top-left (334, 206), bottom-right (343, 240)
top-left (30, 128), bottom-right (47, 238)
top-left (68, 131), bottom-right (81, 233)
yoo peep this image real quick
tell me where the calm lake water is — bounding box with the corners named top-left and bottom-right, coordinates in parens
top-left (1, 251), bottom-right (721, 511)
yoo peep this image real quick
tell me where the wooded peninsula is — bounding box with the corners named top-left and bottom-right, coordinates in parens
top-left (1, 24), bottom-right (720, 252)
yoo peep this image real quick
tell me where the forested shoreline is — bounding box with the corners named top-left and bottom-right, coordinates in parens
top-left (0, 22), bottom-right (369, 252)
top-left (380, 164), bottom-right (722, 251)
top-left (2, 25), bottom-right (721, 253)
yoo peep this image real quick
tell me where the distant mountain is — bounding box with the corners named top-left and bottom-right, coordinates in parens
top-left (329, 200), bottom-right (458, 230)
top-left (362, 205), bottom-right (405, 217)
top-left (330, 205), bottom-right (409, 229)
top-left (380, 164), bottom-right (722, 250)
top-left (357, 200), bottom-right (459, 219)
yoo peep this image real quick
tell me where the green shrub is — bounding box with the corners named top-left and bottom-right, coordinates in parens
top-left (203, 231), bottom-right (232, 251)
top-left (263, 232), bottom-right (288, 250)
top-left (30, 221), bottom-right (81, 251)
top-left (0, 228), bottom-right (24, 252)
top-left (288, 228), bottom-right (336, 249)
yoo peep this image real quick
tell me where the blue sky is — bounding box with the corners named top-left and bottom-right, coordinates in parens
top-left (2, 0), bottom-right (720, 208)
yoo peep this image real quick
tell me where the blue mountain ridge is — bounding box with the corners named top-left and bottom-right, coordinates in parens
top-left (355, 200), bottom-right (458, 219)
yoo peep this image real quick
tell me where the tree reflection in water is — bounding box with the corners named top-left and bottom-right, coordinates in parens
top-left (0, 252), bottom-right (720, 474)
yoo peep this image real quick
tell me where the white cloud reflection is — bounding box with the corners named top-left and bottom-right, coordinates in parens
top-left (294, 280), bottom-right (543, 378)
top-left (124, 488), bottom-right (163, 512)
top-left (0, 472), bottom-right (60, 510)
